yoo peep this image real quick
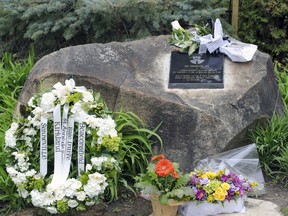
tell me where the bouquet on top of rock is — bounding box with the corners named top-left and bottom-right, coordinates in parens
top-left (134, 154), bottom-right (194, 205)
top-left (169, 18), bottom-right (258, 62)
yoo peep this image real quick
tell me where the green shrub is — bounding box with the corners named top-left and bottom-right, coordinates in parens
top-left (238, 0), bottom-right (288, 61)
top-left (0, 0), bottom-right (227, 57)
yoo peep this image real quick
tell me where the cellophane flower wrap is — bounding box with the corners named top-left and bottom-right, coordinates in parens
top-left (179, 169), bottom-right (258, 216)
top-left (134, 154), bottom-right (195, 205)
top-left (188, 169), bottom-right (258, 203)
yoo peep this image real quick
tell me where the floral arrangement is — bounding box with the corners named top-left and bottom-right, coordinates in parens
top-left (188, 169), bottom-right (258, 204)
top-left (135, 154), bottom-right (194, 205)
top-left (4, 79), bottom-right (124, 214)
top-left (169, 20), bottom-right (211, 56)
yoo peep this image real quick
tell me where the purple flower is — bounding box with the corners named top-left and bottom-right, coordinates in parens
top-left (239, 186), bottom-right (245, 197)
top-left (225, 194), bottom-right (233, 201)
top-left (229, 184), bottom-right (239, 192)
top-left (220, 175), bottom-right (229, 182)
top-left (195, 189), bottom-right (206, 201)
top-left (199, 177), bottom-right (209, 185)
top-left (189, 175), bottom-right (199, 185)
top-left (232, 175), bottom-right (242, 186)
top-left (242, 182), bottom-right (252, 191)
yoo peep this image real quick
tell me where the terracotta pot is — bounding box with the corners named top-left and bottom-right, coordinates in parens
top-left (150, 194), bottom-right (183, 216)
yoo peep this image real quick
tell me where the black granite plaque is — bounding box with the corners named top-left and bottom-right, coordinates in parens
top-left (168, 51), bottom-right (224, 89)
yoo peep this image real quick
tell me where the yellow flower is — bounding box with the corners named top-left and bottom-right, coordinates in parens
top-left (206, 171), bottom-right (218, 179)
top-left (201, 171), bottom-right (218, 180)
top-left (218, 194), bottom-right (226, 201)
top-left (221, 183), bottom-right (230, 190)
top-left (217, 170), bottom-right (225, 175)
top-left (201, 174), bottom-right (208, 179)
top-left (213, 186), bottom-right (228, 201)
top-left (213, 192), bottom-right (226, 201)
top-left (250, 181), bottom-right (259, 187)
top-left (207, 195), bottom-right (214, 202)
top-left (215, 187), bottom-right (224, 194)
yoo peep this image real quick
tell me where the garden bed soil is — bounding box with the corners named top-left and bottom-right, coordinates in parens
top-left (6, 181), bottom-right (288, 216)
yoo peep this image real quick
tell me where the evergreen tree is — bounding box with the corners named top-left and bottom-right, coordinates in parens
top-left (0, 0), bottom-right (227, 57)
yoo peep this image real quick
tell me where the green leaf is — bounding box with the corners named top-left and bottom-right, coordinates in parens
top-left (159, 194), bottom-right (169, 204)
top-left (188, 43), bottom-right (198, 56)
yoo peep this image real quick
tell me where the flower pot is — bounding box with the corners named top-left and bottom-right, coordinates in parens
top-left (150, 194), bottom-right (182, 216)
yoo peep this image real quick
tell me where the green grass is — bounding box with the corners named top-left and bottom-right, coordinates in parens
top-left (249, 60), bottom-right (288, 187)
top-left (275, 61), bottom-right (288, 110)
top-left (282, 207), bottom-right (288, 216)
top-left (0, 51), bottom-right (35, 214)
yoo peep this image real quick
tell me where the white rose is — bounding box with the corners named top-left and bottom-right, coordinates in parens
top-left (85, 115), bottom-right (98, 129)
top-left (40, 92), bottom-right (56, 112)
top-left (65, 79), bottom-right (75, 91)
top-left (42, 191), bottom-right (56, 205)
top-left (32, 107), bottom-right (43, 117)
top-left (67, 178), bottom-right (82, 190)
top-left (5, 131), bottom-right (16, 148)
top-left (18, 186), bottom-right (29, 198)
top-left (30, 190), bottom-right (44, 207)
top-left (25, 169), bottom-right (37, 177)
top-left (70, 101), bottom-right (82, 114)
top-left (75, 191), bottom-right (86, 201)
top-left (10, 122), bottom-right (19, 131)
top-left (6, 166), bottom-right (17, 176)
top-left (28, 96), bottom-right (36, 107)
top-left (82, 91), bottom-right (94, 102)
top-left (75, 88), bottom-right (94, 102)
top-left (53, 187), bottom-right (65, 200)
top-left (46, 207), bottom-right (58, 214)
top-left (52, 79), bottom-right (75, 103)
top-left (85, 201), bottom-right (95, 206)
top-left (84, 183), bottom-right (102, 198)
top-left (86, 164), bottom-right (92, 171)
top-left (64, 187), bottom-right (76, 197)
top-left (19, 162), bottom-right (29, 172)
top-left (68, 199), bottom-right (79, 208)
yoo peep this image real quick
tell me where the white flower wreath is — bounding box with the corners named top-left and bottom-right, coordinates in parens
top-left (5, 79), bottom-right (121, 214)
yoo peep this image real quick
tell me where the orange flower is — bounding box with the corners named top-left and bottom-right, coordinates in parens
top-left (155, 159), bottom-right (174, 177)
top-left (173, 171), bottom-right (179, 179)
top-left (150, 154), bottom-right (165, 162)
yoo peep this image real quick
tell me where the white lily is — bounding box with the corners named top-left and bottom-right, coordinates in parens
top-left (171, 20), bottom-right (183, 30)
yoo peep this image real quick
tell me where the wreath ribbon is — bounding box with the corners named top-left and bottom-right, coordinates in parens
top-left (40, 116), bottom-right (48, 176)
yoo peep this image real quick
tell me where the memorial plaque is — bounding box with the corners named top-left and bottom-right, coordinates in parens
top-left (168, 51), bottom-right (224, 89)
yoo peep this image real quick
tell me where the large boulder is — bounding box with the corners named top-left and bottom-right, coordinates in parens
top-left (17, 35), bottom-right (283, 171)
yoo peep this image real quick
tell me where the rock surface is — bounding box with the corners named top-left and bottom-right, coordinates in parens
top-left (17, 35), bottom-right (283, 171)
